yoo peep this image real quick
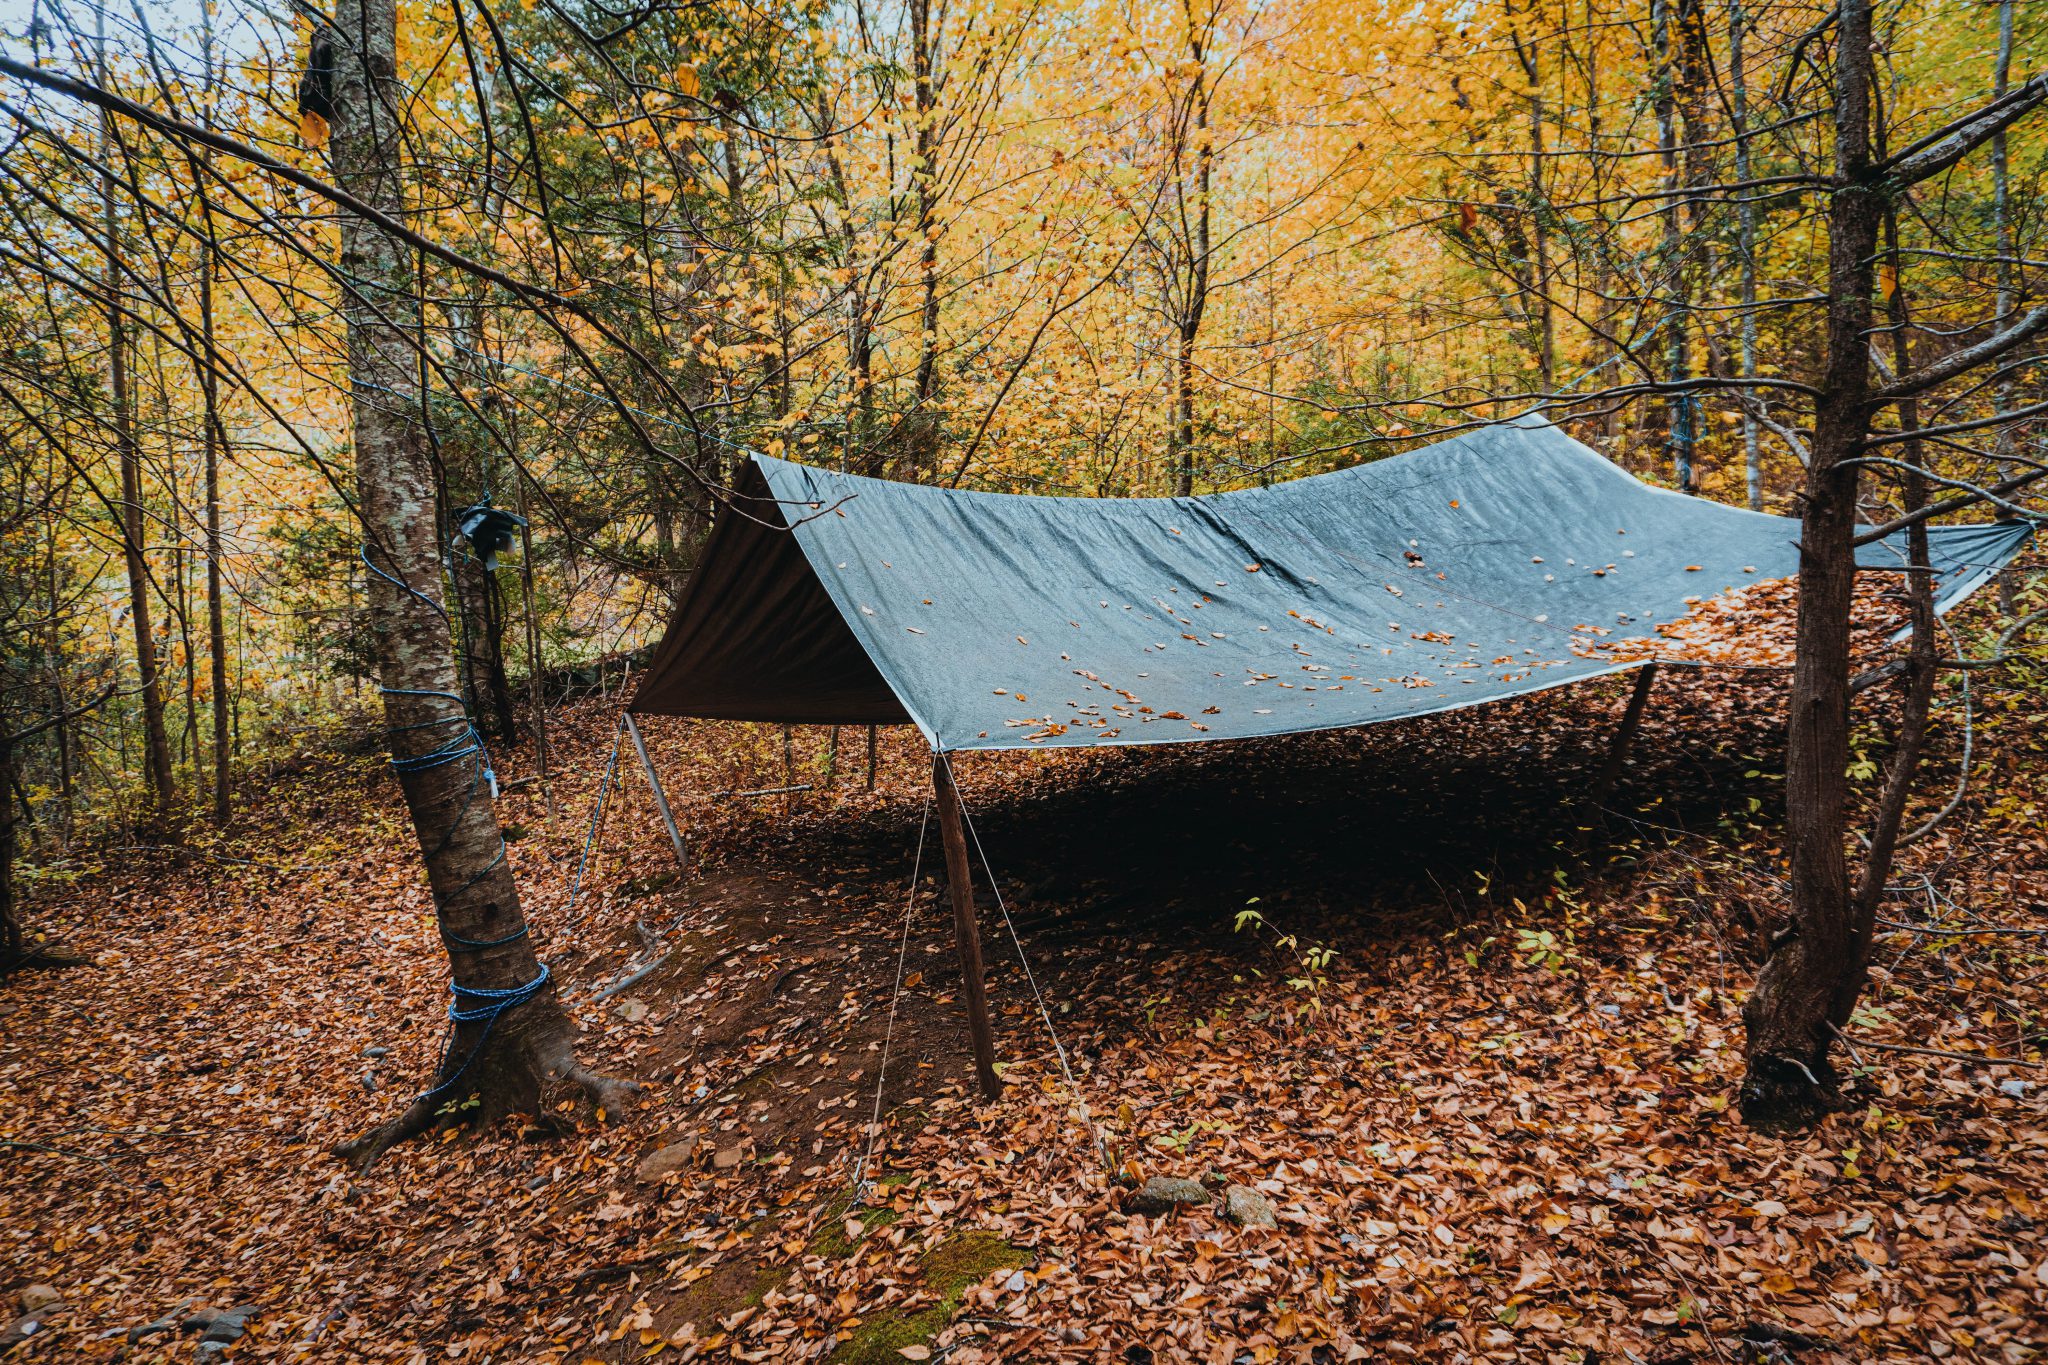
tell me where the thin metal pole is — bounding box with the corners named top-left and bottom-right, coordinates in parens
top-left (782, 724), bottom-right (794, 811)
top-left (866, 724), bottom-right (878, 792)
top-left (623, 711), bottom-right (687, 872)
top-left (932, 752), bottom-right (1001, 1099)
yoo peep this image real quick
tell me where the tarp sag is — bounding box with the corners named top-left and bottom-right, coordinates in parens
top-left (631, 419), bottom-right (2031, 752)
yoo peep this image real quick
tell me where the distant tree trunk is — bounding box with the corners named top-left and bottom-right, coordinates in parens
top-left (907, 0), bottom-right (945, 478)
top-left (170, 481), bottom-right (201, 794)
top-left (97, 15), bottom-right (174, 810)
top-left (197, 214), bottom-right (233, 818)
top-left (1651, 0), bottom-right (1695, 492)
top-left (324, 0), bottom-right (627, 1164)
top-left (1992, 0), bottom-right (2019, 615)
top-left (1729, 0), bottom-right (1762, 510)
top-left (43, 516), bottom-right (74, 842)
top-left (199, 0), bottom-right (231, 824)
top-left (200, 263), bottom-right (231, 818)
top-left (1508, 0), bottom-right (1554, 386)
top-left (453, 554), bottom-right (518, 742)
top-left (1170, 39), bottom-right (1213, 499)
top-left (0, 726), bottom-right (17, 969)
top-left (513, 469), bottom-right (555, 814)
top-left (1739, 0), bottom-right (1883, 1125)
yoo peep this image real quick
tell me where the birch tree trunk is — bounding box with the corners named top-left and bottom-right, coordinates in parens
top-left (324, 0), bottom-right (628, 1164)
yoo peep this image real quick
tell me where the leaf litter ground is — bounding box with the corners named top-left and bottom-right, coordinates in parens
top-left (4, 586), bottom-right (2046, 1364)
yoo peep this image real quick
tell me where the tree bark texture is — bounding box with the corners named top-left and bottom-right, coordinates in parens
top-left (324, 0), bottom-right (623, 1162)
top-left (1739, 0), bottom-right (1881, 1126)
top-left (99, 82), bottom-right (174, 810)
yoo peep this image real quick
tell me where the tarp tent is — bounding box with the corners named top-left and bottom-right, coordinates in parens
top-left (627, 417), bottom-right (2029, 1096)
top-left (631, 419), bottom-right (2029, 750)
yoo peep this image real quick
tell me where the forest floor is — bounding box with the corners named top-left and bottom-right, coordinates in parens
top-left (5, 613), bottom-right (2047, 1363)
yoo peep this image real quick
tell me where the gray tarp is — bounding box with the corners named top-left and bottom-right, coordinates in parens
top-left (632, 419), bottom-right (2031, 752)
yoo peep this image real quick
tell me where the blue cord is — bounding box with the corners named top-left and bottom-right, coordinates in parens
top-left (363, 543), bottom-right (548, 1107)
top-left (569, 717), bottom-right (625, 911)
top-left (360, 544), bottom-right (449, 621)
top-left (417, 964), bottom-right (554, 1106)
top-left (376, 685), bottom-right (511, 928)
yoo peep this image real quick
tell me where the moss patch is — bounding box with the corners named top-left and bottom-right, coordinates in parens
top-left (810, 1201), bottom-right (903, 1261)
top-left (658, 1260), bottom-right (787, 1339)
top-left (826, 1231), bottom-right (1028, 1365)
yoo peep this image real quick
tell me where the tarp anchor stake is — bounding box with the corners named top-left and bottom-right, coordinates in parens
top-left (933, 752), bottom-right (1002, 1099)
top-left (623, 712), bottom-right (687, 872)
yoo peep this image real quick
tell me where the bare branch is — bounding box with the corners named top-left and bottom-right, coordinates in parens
top-left (1873, 306), bottom-right (2048, 400)
top-left (1852, 465), bottom-right (2047, 545)
top-left (1882, 73), bottom-right (2048, 188)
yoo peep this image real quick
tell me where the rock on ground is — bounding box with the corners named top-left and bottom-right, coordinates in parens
top-left (17, 1286), bottom-right (62, 1313)
top-left (126, 1315), bottom-right (179, 1344)
top-left (181, 1305), bottom-right (257, 1342)
top-left (634, 1137), bottom-right (699, 1184)
top-left (1130, 1176), bottom-right (1211, 1215)
top-left (1223, 1184), bottom-right (1278, 1228)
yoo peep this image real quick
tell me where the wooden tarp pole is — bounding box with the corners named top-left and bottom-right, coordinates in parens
top-left (1588, 663), bottom-right (1660, 816)
top-left (866, 724), bottom-right (878, 792)
top-left (623, 711), bottom-right (687, 872)
top-left (931, 752), bottom-right (1001, 1099)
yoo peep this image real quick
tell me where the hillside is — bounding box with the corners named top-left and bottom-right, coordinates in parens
top-left (6, 653), bottom-right (2045, 1363)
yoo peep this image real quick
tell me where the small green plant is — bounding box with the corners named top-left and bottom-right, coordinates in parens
top-left (1514, 927), bottom-right (1572, 971)
top-left (1234, 898), bottom-right (1338, 1018)
top-left (435, 1091), bottom-right (483, 1120)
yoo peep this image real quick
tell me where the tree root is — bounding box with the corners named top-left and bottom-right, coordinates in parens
top-left (0, 939), bottom-right (95, 975)
top-left (334, 1095), bottom-right (438, 1170)
top-left (334, 1009), bottom-right (639, 1171)
top-left (1737, 1051), bottom-right (1844, 1132)
top-left (555, 1059), bottom-right (641, 1119)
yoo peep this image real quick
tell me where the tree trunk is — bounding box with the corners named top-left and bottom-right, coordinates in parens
top-left (323, 0), bottom-right (626, 1164)
top-left (1652, 0), bottom-right (1695, 492)
top-left (907, 0), bottom-right (945, 479)
top-left (453, 552), bottom-right (518, 742)
top-left (1729, 0), bottom-right (1763, 510)
top-left (199, 0), bottom-right (232, 825)
top-left (1170, 42), bottom-right (1213, 500)
top-left (200, 209), bottom-right (232, 820)
top-left (1509, 0), bottom-right (1554, 387)
top-left (1992, 0), bottom-right (2020, 615)
top-left (1849, 212), bottom-right (1939, 959)
top-left (0, 727), bottom-right (18, 969)
top-left (44, 514), bottom-right (74, 843)
top-left (97, 25), bottom-right (174, 811)
top-left (1739, 0), bottom-right (1881, 1126)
